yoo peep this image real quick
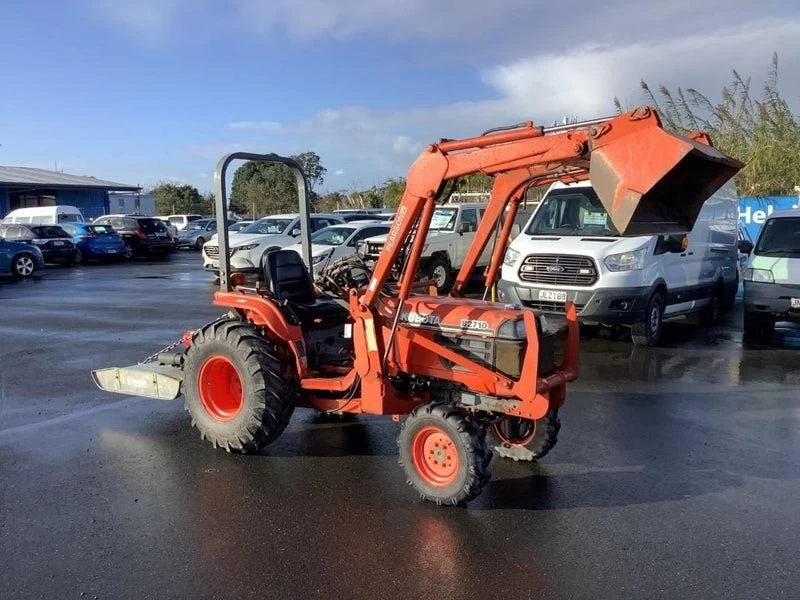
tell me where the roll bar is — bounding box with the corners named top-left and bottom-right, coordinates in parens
top-left (214, 152), bottom-right (312, 292)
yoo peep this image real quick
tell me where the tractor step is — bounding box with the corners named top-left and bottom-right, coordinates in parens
top-left (92, 364), bottom-right (184, 400)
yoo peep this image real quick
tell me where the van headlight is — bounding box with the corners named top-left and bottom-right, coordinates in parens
top-left (503, 247), bottom-right (521, 266)
top-left (743, 268), bottom-right (774, 283)
top-left (604, 247), bottom-right (647, 271)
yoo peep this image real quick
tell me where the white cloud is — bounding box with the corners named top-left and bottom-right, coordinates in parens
top-left (334, 169), bottom-right (345, 176)
top-left (88, 0), bottom-right (188, 40)
top-left (228, 121), bottom-right (286, 133)
top-left (220, 19), bottom-right (800, 186)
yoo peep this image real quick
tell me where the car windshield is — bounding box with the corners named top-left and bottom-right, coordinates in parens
top-left (430, 208), bottom-right (458, 231)
top-left (185, 222), bottom-right (207, 231)
top-left (242, 218), bottom-right (293, 235)
top-left (754, 217), bottom-right (800, 257)
top-left (87, 225), bottom-right (115, 235)
top-left (526, 187), bottom-right (621, 237)
top-left (31, 226), bottom-right (69, 238)
top-left (311, 226), bottom-right (354, 246)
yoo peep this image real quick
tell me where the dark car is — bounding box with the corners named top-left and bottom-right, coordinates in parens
top-left (0, 223), bottom-right (77, 265)
top-left (92, 216), bottom-right (175, 258)
top-left (176, 218), bottom-right (218, 250)
top-left (60, 222), bottom-right (129, 262)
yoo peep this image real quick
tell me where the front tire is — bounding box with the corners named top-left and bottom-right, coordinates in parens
top-left (743, 311), bottom-right (775, 343)
top-left (184, 319), bottom-right (297, 453)
top-left (398, 403), bottom-right (491, 505)
top-left (11, 253), bottom-right (37, 279)
top-left (424, 255), bottom-right (453, 293)
top-left (631, 291), bottom-right (665, 346)
top-left (490, 410), bottom-right (560, 461)
top-left (195, 237), bottom-right (205, 250)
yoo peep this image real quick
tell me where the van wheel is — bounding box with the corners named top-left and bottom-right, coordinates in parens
top-left (721, 273), bottom-right (738, 310)
top-left (699, 288), bottom-right (721, 325)
top-left (631, 291), bottom-right (664, 346)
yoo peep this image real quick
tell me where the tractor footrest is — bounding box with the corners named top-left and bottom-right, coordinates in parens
top-left (92, 364), bottom-right (184, 400)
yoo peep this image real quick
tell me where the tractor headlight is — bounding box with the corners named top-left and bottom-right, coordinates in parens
top-left (497, 318), bottom-right (526, 339)
top-left (743, 268), bottom-right (774, 283)
top-left (503, 247), bottom-right (521, 266)
top-left (604, 247), bottom-right (647, 271)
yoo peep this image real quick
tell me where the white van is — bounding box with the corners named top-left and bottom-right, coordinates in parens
top-left (3, 205), bottom-right (85, 224)
top-left (742, 209), bottom-right (800, 341)
top-left (498, 180), bottom-right (740, 345)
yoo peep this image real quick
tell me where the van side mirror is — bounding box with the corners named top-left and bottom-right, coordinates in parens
top-left (738, 240), bottom-right (753, 254)
top-left (457, 225), bottom-right (464, 236)
top-left (291, 228), bottom-right (301, 237)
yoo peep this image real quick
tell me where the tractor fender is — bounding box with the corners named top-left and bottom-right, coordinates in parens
top-left (212, 291), bottom-right (308, 376)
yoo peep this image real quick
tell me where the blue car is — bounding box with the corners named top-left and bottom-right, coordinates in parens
top-left (60, 222), bottom-right (129, 262)
top-left (0, 237), bottom-right (45, 279)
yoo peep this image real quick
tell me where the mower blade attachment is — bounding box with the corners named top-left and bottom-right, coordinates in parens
top-left (92, 364), bottom-right (184, 400)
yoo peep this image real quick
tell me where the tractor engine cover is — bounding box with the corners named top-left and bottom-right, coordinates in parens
top-left (386, 296), bottom-right (554, 384)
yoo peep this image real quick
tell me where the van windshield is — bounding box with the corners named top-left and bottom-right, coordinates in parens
top-left (526, 187), bottom-right (621, 237)
top-left (755, 217), bottom-right (800, 257)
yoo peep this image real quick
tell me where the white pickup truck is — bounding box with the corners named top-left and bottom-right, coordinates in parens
top-left (360, 202), bottom-right (529, 292)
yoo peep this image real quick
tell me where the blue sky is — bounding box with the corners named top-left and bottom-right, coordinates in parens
top-left (1, 1), bottom-right (798, 193)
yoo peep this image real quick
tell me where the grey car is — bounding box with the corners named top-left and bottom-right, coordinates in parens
top-left (176, 219), bottom-right (217, 250)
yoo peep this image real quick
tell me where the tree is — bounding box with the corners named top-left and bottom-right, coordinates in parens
top-left (382, 178), bottom-right (406, 208)
top-left (229, 152), bottom-right (328, 217)
top-left (150, 183), bottom-right (210, 215)
top-left (622, 53), bottom-right (800, 197)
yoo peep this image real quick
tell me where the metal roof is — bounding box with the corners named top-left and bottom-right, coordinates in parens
top-left (0, 166), bottom-right (140, 191)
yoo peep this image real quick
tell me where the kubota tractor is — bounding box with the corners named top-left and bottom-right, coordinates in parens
top-left (93, 107), bottom-right (741, 504)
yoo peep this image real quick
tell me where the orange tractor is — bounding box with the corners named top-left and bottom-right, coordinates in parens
top-left (93, 107), bottom-right (741, 504)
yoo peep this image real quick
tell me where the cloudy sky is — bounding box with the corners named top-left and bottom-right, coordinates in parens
top-left (1, 1), bottom-right (798, 192)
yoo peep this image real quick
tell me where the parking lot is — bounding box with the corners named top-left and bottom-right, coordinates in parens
top-left (2, 253), bottom-right (799, 599)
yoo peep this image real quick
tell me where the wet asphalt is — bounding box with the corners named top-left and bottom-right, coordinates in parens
top-left (1, 253), bottom-right (799, 599)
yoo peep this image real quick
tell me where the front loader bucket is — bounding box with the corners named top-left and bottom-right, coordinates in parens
top-left (589, 115), bottom-right (743, 236)
top-left (92, 364), bottom-right (184, 400)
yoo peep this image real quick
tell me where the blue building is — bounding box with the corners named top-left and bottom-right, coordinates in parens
top-left (0, 166), bottom-right (140, 221)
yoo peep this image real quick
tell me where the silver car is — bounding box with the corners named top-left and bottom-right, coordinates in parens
top-left (176, 219), bottom-right (217, 250)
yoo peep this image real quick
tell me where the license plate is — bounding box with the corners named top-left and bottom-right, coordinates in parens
top-left (53, 241), bottom-right (65, 246)
top-left (791, 298), bottom-right (800, 309)
top-left (106, 249), bottom-right (117, 254)
top-left (538, 290), bottom-right (567, 302)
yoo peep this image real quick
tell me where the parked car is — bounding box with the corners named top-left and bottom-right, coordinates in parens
top-left (0, 236), bottom-right (45, 278)
top-left (202, 213), bottom-right (344, 273)
top-left (154, 218), bottom-right (179, 240)
top-left (158, 214), bottom-right (203, 231)
top-left (0, 223), bottom-right (77, 265)
top-left (176, 218), bottom-right (219, 250)
top-left (2, 205), bottom-right (85, 224)
top-left (228, 220), bottom-right (253, 232)
top-left (60, 222), bottom-right (129, 262)
top-left (285, 222), bottom-right (391, 275)
top-left (498, 179), bottom-right (740, 346)
top-left (92, 216), bottom-right (175, 258)
top-left (742, 209), bottom-right (800, 341)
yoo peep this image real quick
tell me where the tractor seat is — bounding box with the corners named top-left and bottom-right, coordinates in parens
top-left (261, 249), bottom-right (349, 328)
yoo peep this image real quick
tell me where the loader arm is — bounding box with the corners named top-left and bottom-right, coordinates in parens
top-left (361, 106), bottom-right (742, 311)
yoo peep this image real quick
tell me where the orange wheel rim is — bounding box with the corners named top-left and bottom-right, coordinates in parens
top-left (493, 418), bottom-right (535, 447)
top-left (411, 426), bottom-right (460, 486)
top-left (198, 356), bottom-right (243, 422)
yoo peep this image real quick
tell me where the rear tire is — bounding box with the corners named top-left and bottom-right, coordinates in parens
top-left (699, 286), bottom-right (721, 325)
top-left (631, 291), bottom-right (664, 346)
top-left (11, 253), bottom-right (36, 279)
top-left (490, 410), bottom-right (560, 461)
top-left (721, 273), bottom-right (738, 310)
top-left (398, 402), bottom-right (491, 505)
top-left (184, 319), bottom-right (297, 453)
